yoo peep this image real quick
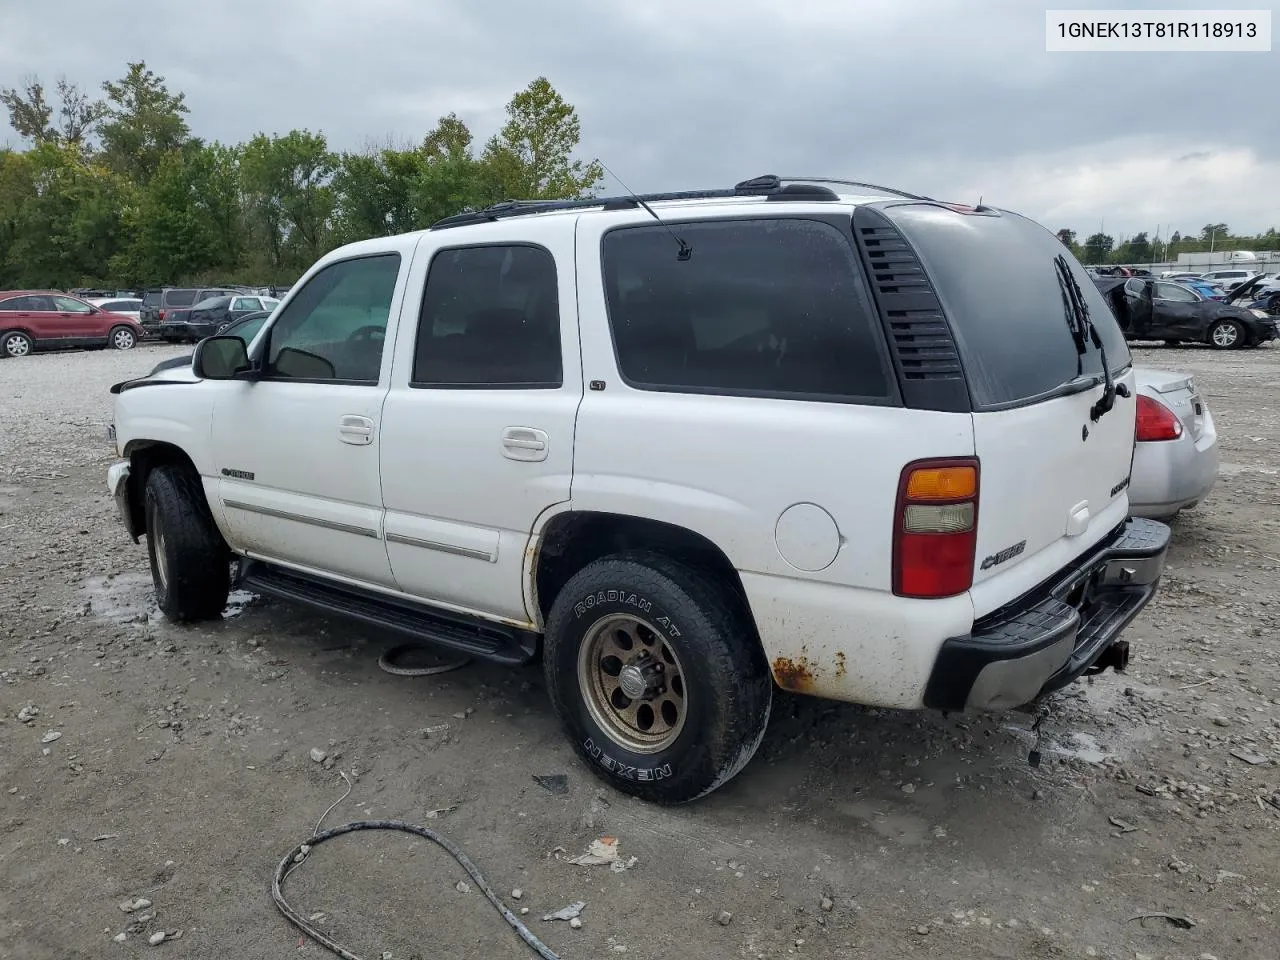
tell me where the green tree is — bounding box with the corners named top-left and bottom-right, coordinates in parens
top-left (1082, 232), bottom-right (1114, 264)
top-left (482, 77), bottom-right (603, 200)
top-left (1055, 228), bottom-right (1076, 248)
top-left (1199, 223), bottom-right (1229, 244)
top-left (242, 130), bottom-right (336, 269)
top-left (5, 143), bottom-right (127, 287)
top-left (0, 78), bottom-right (55, 144)
top-left (0, 149), bottom-right (35, 285)
top-left (99, 62), bottom-right (192, 182)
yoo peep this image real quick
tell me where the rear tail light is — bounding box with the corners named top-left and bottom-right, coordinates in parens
top-left (1136, 394), bottom-right (1182, 442)
top-left (158, 309), bottom-right (166, 321)
top-left (893, 458), bottom-right (979, 599)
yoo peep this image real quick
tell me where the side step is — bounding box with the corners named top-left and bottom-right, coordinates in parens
top-left (238, 560), bottom-right (539, 666)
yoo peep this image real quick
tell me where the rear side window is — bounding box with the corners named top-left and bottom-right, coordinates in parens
top-left (884, 206), bottom-right (1131, 407)
top-left (602, 218), bottom-right (892, 402)
top-left (164, 289), bottom-right (197, 307)
top-left (412, 244), bottom-right (562, 388)
top-left (142, 290), bottom-right (163, 307)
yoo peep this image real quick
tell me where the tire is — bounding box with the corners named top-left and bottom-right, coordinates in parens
top-left (544, 552), bottom-right (772, 804)
top-left (143, 465), bottom-right (230, 622)
top-left (2, 331), bottom-right (33, 358)
top-left (109, 325), bottom-right (137, 350)
top-left (1208, 319), bottom-right (1243, 350)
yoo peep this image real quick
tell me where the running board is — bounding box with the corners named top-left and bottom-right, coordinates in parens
top-left (238, 560), bottom-right (539, 666)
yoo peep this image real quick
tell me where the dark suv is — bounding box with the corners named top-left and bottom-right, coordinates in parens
top-left (140, 287), bottom-right (241, 339)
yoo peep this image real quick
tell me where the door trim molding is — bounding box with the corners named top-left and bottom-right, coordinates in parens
top-left (385, 531), bottom-right (495, 563)
top-left (223, 499), bottom-right (380, 539)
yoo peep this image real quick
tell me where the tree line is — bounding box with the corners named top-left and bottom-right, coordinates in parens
top-left (1055, 224), bottom-right (1279, 267)
top-left (0, 63), bottom-right (603, 289)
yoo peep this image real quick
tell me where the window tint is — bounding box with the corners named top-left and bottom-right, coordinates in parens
top-left (884, 205), bottom-right (1131, 407)
top-left (53, 296), bottom-right (93, 314)
top-left (413, 245), bottom-right (562, 387)
top-left (1156, 282), bottom-right (1197, 302)
top-left (142, 290), bottom-right (163, 306)
top-left (267, 253), bottom-right (401, 382)
top-left (602, 219), bottom-right (891, 401)
top-left (165, 289), bottom-right (197, 307)
top-left (232, 297), bottom-right (259, 311)
top-left (194, 296), bottom-right (230, 310)
top-left (101, 300), bottom-right (140, 312)
top-left (228, 312), bottom-right (269, 343)
top-left (1124, 278), bottom-right (1144, 296)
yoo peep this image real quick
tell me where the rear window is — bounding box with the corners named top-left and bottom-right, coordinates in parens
top-left (885, 205), bottom-right (1131, 407)
top-left (164, 289), bottom-right (197, 307)
top-left (142, 290), bottom-right (163, 306)
top-left (602, 217), bottom-right (893, 402)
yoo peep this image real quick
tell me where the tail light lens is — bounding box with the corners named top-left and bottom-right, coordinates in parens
top-left (893, 458), bottom-right (979, 599)
top-left (1136, 394), bottom-right (1182, 442)
top-left (158, 309), bottom-right (166, 320)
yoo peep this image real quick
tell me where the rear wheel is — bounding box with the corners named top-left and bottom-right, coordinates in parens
top-left (1208, 319), bottom-right (1243, 349)
top-left (2, 331), bottom-right (32, 358)
top-left (109, 325), bottom-right (137, 350)
top-left (144, 465), bottom-right (230, 622)
top-left (544, 552), bottom-right (772, 804)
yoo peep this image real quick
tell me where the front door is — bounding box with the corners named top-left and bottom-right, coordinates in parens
top-left (378, 223), bottom-right (582, 625)
top-left (1152, 281), bottom-right (1205, 340)
top-left (208, 247), bottom-right (414, 589)
top-left (48, 296), bottom-right (103, 342)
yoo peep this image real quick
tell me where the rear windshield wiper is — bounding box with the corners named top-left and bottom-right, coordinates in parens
top-left (1054, 255), bottom-right (1128, 422)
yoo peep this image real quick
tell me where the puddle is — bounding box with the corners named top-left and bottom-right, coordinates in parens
top-left (80, 574), bottom-right (259, 624)
top-left (836, 799), bottom-right (931, 845)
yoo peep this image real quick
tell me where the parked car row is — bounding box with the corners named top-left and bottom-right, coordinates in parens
top-left (0, 291), bottom-right (143, 357)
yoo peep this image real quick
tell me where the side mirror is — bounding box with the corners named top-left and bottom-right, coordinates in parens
top-left (193, 335), bottom-right (252, 380)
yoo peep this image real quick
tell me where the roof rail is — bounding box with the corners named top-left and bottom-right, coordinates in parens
top-left (428, 174), bottom-right (843, 230)
top-left (775, 176), bottom-right (933, 201)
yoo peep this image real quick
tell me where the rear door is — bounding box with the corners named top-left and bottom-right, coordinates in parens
top-left (883, 205), bottom-right (1137, 616)
top-left (378, 219), bottom-right (582, 625)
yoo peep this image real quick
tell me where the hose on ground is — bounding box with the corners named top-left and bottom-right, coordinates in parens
top-left (272, 818), bottom-right (562, 960)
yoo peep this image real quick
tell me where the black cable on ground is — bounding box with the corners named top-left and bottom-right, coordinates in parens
top-left (377, 643), bottom-right (472, 677)
top-left (272, 819), bottom-right (562, 960)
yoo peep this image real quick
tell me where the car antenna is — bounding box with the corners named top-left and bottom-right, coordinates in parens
top-left (600, 161), bottom-right (692, 261)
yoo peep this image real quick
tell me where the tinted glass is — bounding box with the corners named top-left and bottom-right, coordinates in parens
top-left (232, 297), bottom-right (259, 311)
top-left (194, 297), bottom-right (231, 310)
top-left (267, 253), bottom-right (401, 382)
top-left (165, 289), bottom-right (197, 307)
top-left (101, 300), bottom-right (140, 311)
top-left (226, 312), bottom-right (269, 343)
top-left (53, 296), bottom-right (93, 313)
top-left (0, 296), bottom-right (37, 311)
top-left (885, 205), bottom-right (1131, 407)
top-left (413, 245), bottom-right (562, 387)
top-left (602, 218), bottom-right (891, 401)
top-left (142, 290), bottom-right (163, 306)
top-left (1157, 283), bottom-right (1197, 302)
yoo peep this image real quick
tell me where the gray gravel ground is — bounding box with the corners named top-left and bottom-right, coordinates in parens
top-left (1, 342), bottom-right (1277, 960)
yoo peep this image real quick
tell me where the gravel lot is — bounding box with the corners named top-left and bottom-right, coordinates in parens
top-left (1, 343), bottom-right (1278, 960)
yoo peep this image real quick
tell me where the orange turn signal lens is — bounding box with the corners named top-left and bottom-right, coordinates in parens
top-left (905, 466), bottom-right (977, 501)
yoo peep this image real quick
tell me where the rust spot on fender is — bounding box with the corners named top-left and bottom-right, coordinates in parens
top-left (772, 656), bottom-right (816, 692)
top-left (834, 650), bottom-right (847, 680)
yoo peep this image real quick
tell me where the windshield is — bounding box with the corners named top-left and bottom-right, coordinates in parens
top-left (884, 204), bottom-right (1131, 407)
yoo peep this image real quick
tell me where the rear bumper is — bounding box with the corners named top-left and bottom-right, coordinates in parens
top-left (923, 517), bottom-right (1171, 711)
top-left (1129, 423), bottom-right (1218, 518)
top-left (155, 322), bottom-right (218, 341)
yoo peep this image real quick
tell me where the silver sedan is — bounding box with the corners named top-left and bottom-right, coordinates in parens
top-left (1129, 367), bottom-right (1218, 521)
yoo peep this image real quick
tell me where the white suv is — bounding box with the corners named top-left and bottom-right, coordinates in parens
top-left (106, 176), bottom-right (1170, 803)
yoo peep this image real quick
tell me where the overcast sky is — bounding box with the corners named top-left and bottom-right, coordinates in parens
top-left (2, 0), bottom-right (1276, 240)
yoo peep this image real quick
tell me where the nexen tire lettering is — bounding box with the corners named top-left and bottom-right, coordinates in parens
top-left (584, 738), bottom-right (673, 781)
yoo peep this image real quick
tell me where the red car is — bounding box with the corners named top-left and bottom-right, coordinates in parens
top-left (0, 291), bottom-right (144, 358)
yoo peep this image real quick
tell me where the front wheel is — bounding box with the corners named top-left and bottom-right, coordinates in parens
top-left (1208, 319), bottom-right (1244, 349)
top-left (544, 553), bottom-right (772, 804)
top-left (144, 465), bottom-right (231, 622)
top-left (110, 325), bottom-right (137, 350)
top-left (2, 331), bottom-right (32, 358)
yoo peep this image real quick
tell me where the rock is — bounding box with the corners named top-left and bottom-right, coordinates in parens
top-left (717, 910), bottom-right (733, 926)
top-left (569, 917), bottom-right (583, 930)
top-left (916, 925), bottom-right (930, 935)
top-left (148, 931), bottom-right (166, 945)
top-left (309, 748), bottom-right (327, 763)
top-left (1212, 716), bottom-right (1230, 728)
top-left (820, 896), bottom-right (834, 912)
top-left (511, 888), bottom-right (523, 901)
top-left (901, 783), bottom-right (916, 794)
top-left (16, 705), bottom-right (37, 724)
top-left (41, 731), bottom-right (61, 743)
top-left (520, 907), bottom-right (529, 916)
top-left (113, 933), bottom-right (127, 943)
top-left (119, 898), bottom-right (151, 913)
top-left (455, 880), bottom-right (471, 894)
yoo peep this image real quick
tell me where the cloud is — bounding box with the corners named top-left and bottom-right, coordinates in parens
top-left (1, 0), bottom-right (1275, 238)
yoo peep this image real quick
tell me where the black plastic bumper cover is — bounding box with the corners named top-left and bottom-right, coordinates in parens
top-left (924, 517), bottom-right (1171, 711)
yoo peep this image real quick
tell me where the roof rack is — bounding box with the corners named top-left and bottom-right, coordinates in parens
top-left (428, 174), bottom-right (864, 230)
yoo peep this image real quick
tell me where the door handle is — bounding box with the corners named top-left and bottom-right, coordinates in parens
top-left (502, 427), bottom-right (549, 461)
top-left (339, 415), bottom-right (374, 445)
